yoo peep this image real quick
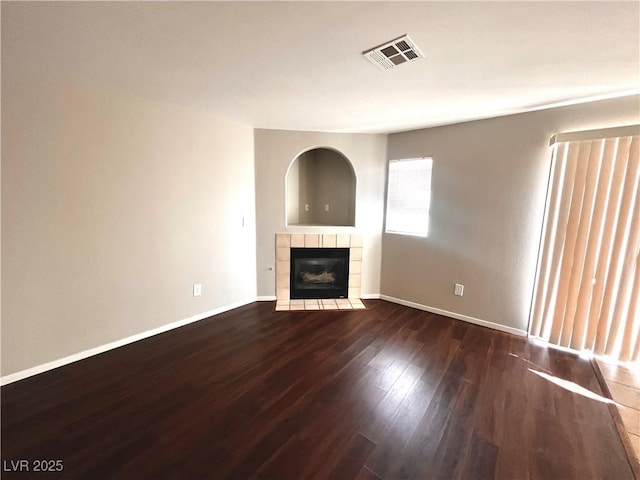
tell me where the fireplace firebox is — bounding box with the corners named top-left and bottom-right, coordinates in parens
top-left (290, 248), bottom-right (350, 299)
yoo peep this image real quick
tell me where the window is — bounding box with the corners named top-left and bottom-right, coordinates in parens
top-left (385, 157), bottom-right (432, 237)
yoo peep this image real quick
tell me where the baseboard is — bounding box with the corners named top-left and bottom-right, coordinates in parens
top-left (379, 294), bottom-right (528, 337)
top-left (0, 298), bottom-right (256, 386)
top-left (256, 296), bottom-right (277, 301)
top-left (361, 293), bottom-right (381, 300)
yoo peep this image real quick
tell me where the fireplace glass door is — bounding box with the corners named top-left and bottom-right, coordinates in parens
top-left (290, 248), bottom-right (350, 299)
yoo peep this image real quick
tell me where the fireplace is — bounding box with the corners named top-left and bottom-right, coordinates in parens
top-left (290, 248), bottom-right (350, 299)
top-left (275, 233), bottom-right (363, 303)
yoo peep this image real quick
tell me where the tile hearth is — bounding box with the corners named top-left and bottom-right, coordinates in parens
top-left (275, 298), bottom-right (367, 311)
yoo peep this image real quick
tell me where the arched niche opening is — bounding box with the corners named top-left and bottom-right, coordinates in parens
top-left (286, 147), bottom-right (356, 227)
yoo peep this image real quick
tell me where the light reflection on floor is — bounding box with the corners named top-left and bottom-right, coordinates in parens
top-left (369, 356), bottom-right (423, 418)
top-left (392, 367), bottom-right (421, 398)
top-left (510, 349), bottom-right (622, 405)
top-left (528, 368), bottom-right (619, 405)
top-left (508, 352), bottom-right (555, 375)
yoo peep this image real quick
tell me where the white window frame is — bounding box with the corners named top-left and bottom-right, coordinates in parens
top-left (385, 157), bottom-right (433, 237)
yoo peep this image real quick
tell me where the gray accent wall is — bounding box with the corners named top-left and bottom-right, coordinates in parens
top-left (382, 95), bottom-right (640, 333)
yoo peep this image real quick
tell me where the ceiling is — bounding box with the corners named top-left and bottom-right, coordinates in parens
top-left (3, 1), bottom-right (639, 133)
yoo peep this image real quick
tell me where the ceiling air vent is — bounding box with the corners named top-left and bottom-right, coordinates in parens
top-left (363, 35), bottom-right (424, 70)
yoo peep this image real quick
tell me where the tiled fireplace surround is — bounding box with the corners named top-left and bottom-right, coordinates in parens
top-left (274, 233), bottom-right (366, 311)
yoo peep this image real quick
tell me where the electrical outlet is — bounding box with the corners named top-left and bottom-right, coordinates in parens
top-left (324, 204), bottom-right (330, 211)
top-left (454, 283), bottom-right (464, 296)
top-left (305, 204), bottom-right (310, 212)
top-left (193, 284), bottom-right (202, 297)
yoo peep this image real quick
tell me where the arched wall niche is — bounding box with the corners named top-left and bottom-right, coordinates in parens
top-left (286, 147), bottom-right (356, 227)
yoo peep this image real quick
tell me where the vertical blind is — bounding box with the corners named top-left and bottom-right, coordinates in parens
top-left (385, 157), bottom-right (432, 237)
top-left (530, 126), bottom-right (640, 363)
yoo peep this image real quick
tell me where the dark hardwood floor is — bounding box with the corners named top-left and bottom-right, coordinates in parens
top-left (2, 300), bottom-right (635, 479)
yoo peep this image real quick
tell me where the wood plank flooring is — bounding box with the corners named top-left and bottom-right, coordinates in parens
top-left (1, 300), bottom-right (635, 479)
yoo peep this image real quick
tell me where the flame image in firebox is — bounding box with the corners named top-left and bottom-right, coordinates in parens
top-left (290, 248), bottom-right (349, 299)
top-left (301, 271), bottom-right (336, 284)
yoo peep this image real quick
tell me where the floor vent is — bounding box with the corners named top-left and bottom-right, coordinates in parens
top-left (363, 35), bottom-right (424, 70)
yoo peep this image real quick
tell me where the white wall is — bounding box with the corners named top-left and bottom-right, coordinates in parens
top-left (254, 129), bottom-right (387, 298)
top-left (2, 75), bottom-right (257, 376)
top-left (286, 155), bottom-right (301, 225)
top-left (382, 95), bottom-right (640, 333)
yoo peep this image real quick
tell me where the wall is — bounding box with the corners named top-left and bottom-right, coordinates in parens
top-left (312, 149), bottom-right (356, 226)
top-left (2, 75), bottom-right (257, 376)
top-left (287, 148), bottom-right (356, 226)
top-left (255, 130), bottom-right (387, 298)
top-left (382, 95), bottom-right (640, 333)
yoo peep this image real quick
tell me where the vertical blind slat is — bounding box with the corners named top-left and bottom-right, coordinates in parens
top-left (619, 252), bottom-right (640, 362)
top-left (560, 141), bottom-right (601, 346)
top-left (594, 137), bottom-right (639, 354)
top-left (550, 143), bottom-right (590, 345)
top-left (633, 310), bottom-right (640, 362)
top-left (542, 145), bottom-right (576, 338)
top-left (530, 145), bottom-right (565, 337)
top-left (585, 136), bottom-right (632, 350)
top-left (605, 195), bottom-right (640, 355)
top-left (570, 138), bottom-right (617, 350)
top-left (603, 137), bottom-right (640, 355)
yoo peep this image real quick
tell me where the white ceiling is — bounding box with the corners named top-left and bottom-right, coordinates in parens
top-left (3, 1), bottom-right (639, 133)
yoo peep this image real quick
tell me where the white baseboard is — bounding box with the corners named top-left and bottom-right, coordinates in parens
top-left (256, 296), bottom-right (277, 301)
top-left (361, 293), bottom-right (381, 300)
top-left (0, 298), bottom-right (256, 386)
top-left (379, 295), bottom-right (528, 337)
